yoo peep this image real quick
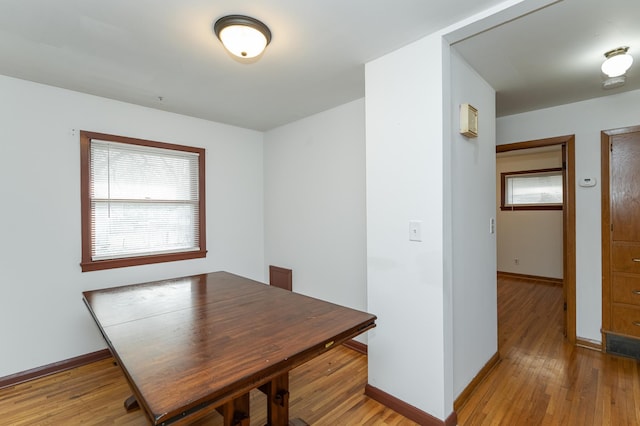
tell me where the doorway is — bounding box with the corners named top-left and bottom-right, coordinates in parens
top-left (496, 135), bottom-right (576, 344)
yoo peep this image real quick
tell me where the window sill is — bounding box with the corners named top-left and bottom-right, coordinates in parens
top-left (81, 250), bottom-right (207, 272)
top-left (500, 205), bottom-right (563, 211)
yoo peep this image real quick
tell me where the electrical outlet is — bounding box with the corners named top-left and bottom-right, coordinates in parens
top-left (514, 258), bottom-right (519, 265)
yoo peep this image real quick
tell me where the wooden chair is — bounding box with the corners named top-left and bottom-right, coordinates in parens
top-left (269, 265), bottom-right (292, 291)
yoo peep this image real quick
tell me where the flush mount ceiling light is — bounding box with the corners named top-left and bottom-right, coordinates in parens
top-left (601, 46), bottom-right (633, 78)
top-left (214, 15), bottom-right (271, 59)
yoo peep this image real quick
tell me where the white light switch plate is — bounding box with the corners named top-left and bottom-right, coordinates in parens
top-left (409, 220), bottom-right (422, 242)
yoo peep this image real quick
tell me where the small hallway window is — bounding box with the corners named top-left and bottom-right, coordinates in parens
top-left (500, 168), bottom-right (563, 211)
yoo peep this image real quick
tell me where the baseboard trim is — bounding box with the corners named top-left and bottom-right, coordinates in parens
top-left (0, 349), bottom-right (111, 390)
top-left (497, 271), bottom-right (563, 286)
top-left (576, 337), bottom-right (603, 352)
top-left (343, 339), bottom-right (367, 355)
top-left (365, 384), bottom-right (457, 426)
top-left (454, 351), bottom-right (500, 411)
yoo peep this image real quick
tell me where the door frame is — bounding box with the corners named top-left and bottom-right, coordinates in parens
top-left (496, 134), bottom-right (576, 344)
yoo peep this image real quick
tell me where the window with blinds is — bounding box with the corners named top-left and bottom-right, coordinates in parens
top-left (80, 131), bottom-right (206, 271)
top-left (500, 168), bottom-right (563, 211)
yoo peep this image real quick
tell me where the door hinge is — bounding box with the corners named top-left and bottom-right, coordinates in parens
top-left (563, 302), bottom-right (567, 311)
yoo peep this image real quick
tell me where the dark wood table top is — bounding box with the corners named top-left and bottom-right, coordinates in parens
top-left (83, 271), bottom-right (376, 425)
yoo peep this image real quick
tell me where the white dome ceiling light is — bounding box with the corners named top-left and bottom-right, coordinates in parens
top-left (601, 46), bottom-right (633, 90)
top-left (214, 15), bottom-right (272, 60)
top-left (601, 46), bottom-right (633, 78)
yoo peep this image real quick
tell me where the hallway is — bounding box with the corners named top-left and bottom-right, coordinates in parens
top-left (458, 275), bottom-right (640, 425)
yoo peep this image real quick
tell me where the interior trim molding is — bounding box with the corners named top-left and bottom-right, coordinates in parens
top-left (365, 384), bottom-right (457, 426)
top-left (453, 351), bottom-right (501, 411)
top-left (342, 339), bottom-right (367, 355)
top-left (576, 337), bottom-right (603, 352)
top-left (496, 135), bottom-right (573, 152)
top-left (497, 271), bottom-right (563, 286)
top-left (0, 349), bottom-right (111, 390)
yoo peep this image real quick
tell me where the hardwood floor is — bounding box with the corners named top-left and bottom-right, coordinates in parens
top-left (458, 276), bottom-right (640, 425)
top-left (0, 345), bottom-right (416, 426)
top-left (1, 277), bottom-right (639, 425)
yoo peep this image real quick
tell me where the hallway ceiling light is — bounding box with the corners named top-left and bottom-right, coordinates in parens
top-left (214, 15), bottom-right (271, 59)
top-left (601, 46), bottom-right (633, 78)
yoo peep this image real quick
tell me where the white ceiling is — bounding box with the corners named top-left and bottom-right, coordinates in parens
top-left (454, 0), bottom-right (640, 118)
top-left (0, 0), bottom-right (638, 131)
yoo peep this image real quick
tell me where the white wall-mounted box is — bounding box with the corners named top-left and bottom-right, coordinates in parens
top-left (460, 103), bottom-right (478, 138)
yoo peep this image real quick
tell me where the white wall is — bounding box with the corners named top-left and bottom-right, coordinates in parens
top-left (497, 88), bottom-right (640, 342)
top-left (263, 99), bottom-right (367, 318)
top-left (0, 75), bottom-right (265, 378)
top-left (366, 34), bottom-right (449, 420)
top-left (496, 150), bottom-right (564, 278)
top-left (449, 50), bottom-right (498, 399)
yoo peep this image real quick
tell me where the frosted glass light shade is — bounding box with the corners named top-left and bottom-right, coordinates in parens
top-left (214, 15), bottom-right (271, 59)
top-left (218, 25), bottom-right (267, 58)
top-left (601, 49), bottom-right (633, 77)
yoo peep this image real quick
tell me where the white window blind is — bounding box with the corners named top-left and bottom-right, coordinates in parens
top-left (505, 171), bottom-right (562, 206)
top-left (90, 139), bottom-right (200, 261)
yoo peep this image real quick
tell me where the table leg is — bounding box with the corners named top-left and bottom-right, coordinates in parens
top-left (261, 373), bottom-right (290, 426)
top-left (258, 373), bottom-right (310, 426)
top-left (219, 393), bottom-right (250, 426)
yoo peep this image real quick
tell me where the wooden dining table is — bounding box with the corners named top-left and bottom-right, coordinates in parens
top-left (82, 271), bottom-right (376, 425)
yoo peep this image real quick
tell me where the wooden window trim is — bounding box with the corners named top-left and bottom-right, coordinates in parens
top-left (500, 167), bottom-right (563, 211)
top-left (80, 131), bottom-right (206, 272)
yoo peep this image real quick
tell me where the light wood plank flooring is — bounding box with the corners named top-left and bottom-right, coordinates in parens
top-left (458, 276), bottom-right (640, 425)
top-left (1, 276), bottom-right (639, 425)
top-left (0, 345), bottom-right (414, 425)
